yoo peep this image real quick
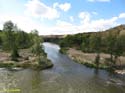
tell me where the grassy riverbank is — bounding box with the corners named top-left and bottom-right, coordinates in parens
top-left (59, 25), bottom-right (125, 74)
top-left (0, 49), bottom-right (53, 70)
top-left (60, 48), bottom-right (125, 72)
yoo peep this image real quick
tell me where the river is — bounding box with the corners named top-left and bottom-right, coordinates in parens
top-left (0, 42), bottom-right (125, 93)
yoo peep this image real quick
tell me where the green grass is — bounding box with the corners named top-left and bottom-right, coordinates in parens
top-left (0, 62), bottom-right (15, 68)
top-left (59, 48), bottom-right (68, 54)
top-left (72, 58), bottom-right (110, 70)
top-left (0, 58), bottom-right (53, 70)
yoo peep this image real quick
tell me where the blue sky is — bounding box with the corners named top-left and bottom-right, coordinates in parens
top-left (0, 0), bottom-right (125, 35)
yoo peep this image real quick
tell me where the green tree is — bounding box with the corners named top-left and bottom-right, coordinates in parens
top-left (106, 32), bottom-right (116, 66)
top-left (2, 21), bottom-right (19, 61)
top-left (0, 31), bottom-right (2, 47)
top-left (31, 30), bottom-right (44, 64)
top-left (16, 31), bottom-right (33, 49)
top-left (113, 35), bottom-right (125, 65)
top-left (81, 34), bottom-right (90, 52)
top-left (90, 33), bottom-right (102, 68)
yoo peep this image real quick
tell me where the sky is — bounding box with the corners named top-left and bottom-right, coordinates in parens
top-left (0, 0), bottom-right (125, 35)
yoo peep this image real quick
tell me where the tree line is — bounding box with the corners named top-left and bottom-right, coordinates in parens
top-left (60, 25), bottom-right (125, 68)
top-left (0, 21), bottom-right (44, 63)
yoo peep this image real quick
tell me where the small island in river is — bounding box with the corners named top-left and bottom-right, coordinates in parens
top-left (0, 21), bottom-right (53, 70)
top-left (0, 48), bottom-right (53, 70)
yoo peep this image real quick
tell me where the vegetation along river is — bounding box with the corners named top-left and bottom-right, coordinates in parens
top-left (0, 42), bottom-right (125, 93)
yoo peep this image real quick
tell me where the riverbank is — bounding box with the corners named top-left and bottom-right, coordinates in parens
top-left (60, 48), bottom-right (125, 73)
top-left (0, 49), bottom-right (53, 70)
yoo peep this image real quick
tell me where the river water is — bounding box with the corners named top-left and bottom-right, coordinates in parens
top-left (0, 42), bottom-right (125, 93)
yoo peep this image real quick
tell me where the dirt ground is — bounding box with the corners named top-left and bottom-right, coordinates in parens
top-left (0, 52), bottom-right (9, 62)
top-left (0, 49), bottom-right (35, 63)
top-left (67, 48), bottom-right (125, 66)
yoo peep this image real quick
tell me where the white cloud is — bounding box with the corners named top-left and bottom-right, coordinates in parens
top-left (89, 17), bottom-right (118, 31)
top-left (70, 16), bottom-right (74, 22)
top-left (0, 12), bottom-right (124, 35)
top-left (25, 0), bottom-right (59, 20)
top-left (0, 15), bottom-right (77, 35)
top-left (53, 2), bottom-right (59, 8)
top-left (77, 11), bottom-right (120, 31)
top-left (58, 3), bottom-right (71, 12)
top-left (88, 0), bottom-right (111, 2)
top-left (53, 2), bottom-right (71, 12)
top-left (78, 12), bottom-right (90, 24)
top-left (56, 20), bottom-right (73, 26)
top-left (48, 13), bottom-right (123, 35)
top-left (119, 13), bottom-right (125, 18)
top-left (92, 11), bottom-right (98, 15)
top-left (49, 20), bottom-right (78, 35)
top-left (45, 16), bottom-right (118, 35)
top-left (0, 15), bottom-right (50, 34)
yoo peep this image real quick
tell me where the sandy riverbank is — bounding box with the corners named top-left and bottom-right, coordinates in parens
top-left (0, 49), bottom-right (53, 70)
top-left (66, 48), bottom-right (125, 74)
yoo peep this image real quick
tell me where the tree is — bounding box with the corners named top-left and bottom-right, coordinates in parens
top-left (2, 21), bottom-right (19, 61)
top-left (60, 35), bottom-right (73, 47)
top-left (81, 34), bottom-right (90, 52)
top-left (16, 31), bottom-right (33, 49)
top-left (106, 32), bottom-right (116, 66)
top-left (113, 35), bottom-right (125, 65)
top-left (0, 32), bottom-right (2, 47)
top-left (90, 33), bottom-right (102, 68)
top-left (31, 30), bottom-right (44, 64)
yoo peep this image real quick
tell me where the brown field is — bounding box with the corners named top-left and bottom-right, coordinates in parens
top-left (67, 48), bottom-right (125, 66)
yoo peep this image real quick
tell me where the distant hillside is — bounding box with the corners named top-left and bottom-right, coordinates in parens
top-left (42, 35), bottom-right (65, 39)
top-left (42, 25), bottom-right (125, 45)
top-left (60, 24), bottom-right (125, 54)
top-left (42, 35), bottom-right (65, 44)
top-left (78, 24), bottom-right (125, 37)
top-left (100, 25), bottom-right (125, 36)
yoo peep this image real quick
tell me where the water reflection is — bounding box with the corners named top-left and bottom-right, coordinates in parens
top-left (0, 42), bottom-right (124, 93)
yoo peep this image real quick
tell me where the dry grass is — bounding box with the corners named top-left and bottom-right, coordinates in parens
top-left (67, 48), bottom-right (125, 66)
top-left (0, 49), bottom-right (53, 69)
top-left (0, 52), bottom-right (9, 62)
